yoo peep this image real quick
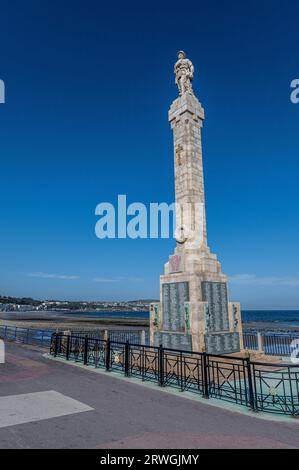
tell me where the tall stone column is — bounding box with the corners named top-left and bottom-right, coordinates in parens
top-left (150, 51), bottom-right (243, 354)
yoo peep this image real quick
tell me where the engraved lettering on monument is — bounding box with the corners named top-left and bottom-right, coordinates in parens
top-left (154, 331), bottom-right (192, 350)
top-left (162, 282), bottom-right (189, 332)
top-left (201, 282), bottom-right (229, 332)
top-left (205, 332), bottom-right (240, 354)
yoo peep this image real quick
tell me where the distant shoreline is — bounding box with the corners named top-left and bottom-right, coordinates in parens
top-left (1, 309), bottom-right (299, 332)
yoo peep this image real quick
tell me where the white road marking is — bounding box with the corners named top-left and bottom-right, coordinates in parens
top-left (0, 390), bottom-right (93, 428)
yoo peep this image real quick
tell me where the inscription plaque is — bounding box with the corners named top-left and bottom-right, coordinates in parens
top-left (205, 332), bottom-right (240, 354)
top-left (154, 331), bottom-right (192, 351)
top-left (162, 282), bottom-right (189, 332)
top-left (201, 281), bottom-right (229, 332)
top-left (169, 254), bottom-right (184, 273)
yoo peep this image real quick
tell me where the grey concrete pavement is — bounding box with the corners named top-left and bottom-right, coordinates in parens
top-left (0, 342), bottom-right (298, 449)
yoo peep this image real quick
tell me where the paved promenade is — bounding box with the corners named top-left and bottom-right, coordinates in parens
top-left (0, 342), bottom-right (298, 449)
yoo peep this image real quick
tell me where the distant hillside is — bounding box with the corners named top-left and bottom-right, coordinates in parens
top-left (0, 295), bottom-right (41, 306)
top-left (0, 295), bottom-right (156, 308)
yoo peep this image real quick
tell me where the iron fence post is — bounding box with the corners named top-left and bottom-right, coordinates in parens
top-left (125, 340), bottom-right (130, 376)
top-left (84, 335), bottom-right (88, 365)
top-left (245, 358), bottom-right (257, 411)
top-left (287, 366), bottom-right (296, 417)
top-left (180, 352), bottom-right (184, 391)
top-left (66, 335), bottom-right (70, 361)
top-left (158, 344), bottom-right (164, 387)
top-left (141, 330), bottom-right (146, 345)
top-left (141, 345), bottom-right (145, 381)
top-left (202, 352), bottom-right (209, 399)
top-left (257, 332), bottom-right (263, 353)
top-left (54, 333), bottom-right (58, 357)
top-left (105, 339), bottom-right (111, 371)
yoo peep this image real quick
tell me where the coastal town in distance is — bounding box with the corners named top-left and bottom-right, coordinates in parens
top-left (1, 0), bottom-right (299, 456)
top-left (0, 295), bottom-right (152, 313)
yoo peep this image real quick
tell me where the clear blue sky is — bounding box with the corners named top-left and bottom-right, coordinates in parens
top-left (0, 0), bottom-right (298, 308)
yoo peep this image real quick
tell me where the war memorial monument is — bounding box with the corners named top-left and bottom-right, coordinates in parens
top-left (150, 52), bottom-right (243, 354)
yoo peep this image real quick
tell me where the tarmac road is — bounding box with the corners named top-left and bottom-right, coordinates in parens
top-left (0, 342), bottom-right (298, 449)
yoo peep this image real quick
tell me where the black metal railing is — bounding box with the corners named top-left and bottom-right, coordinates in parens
top-left (243, 331), bottom-right (258, 351)
top-left (2, 324), bottom-right (299, 362)
top-left (109, 330), bottom-right (149, 344)
top-left (243, 330), bottom-right (299, 356)
top-left (0, 325), bottom-right (54, 348)
top-left (50, 332), bottom-right (299, 417)
top-left (262, 333), bottom-right (298, 356)
top-left (0, 325), bottom-right (148, 349)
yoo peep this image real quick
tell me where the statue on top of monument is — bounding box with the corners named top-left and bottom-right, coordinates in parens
top-left (174, 51), bottom-right (194, 96)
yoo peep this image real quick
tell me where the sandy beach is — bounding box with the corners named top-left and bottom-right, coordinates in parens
top-left (0, 310), bottom-right (148, 331)
top-left (1, 310), bottom-right (299, 333)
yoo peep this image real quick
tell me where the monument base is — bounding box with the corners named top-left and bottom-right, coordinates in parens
top-left (150, 252), bottom-right (244, 355)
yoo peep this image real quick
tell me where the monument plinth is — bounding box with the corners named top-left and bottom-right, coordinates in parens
top-left (150, 51), bottom-right (243, 354)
